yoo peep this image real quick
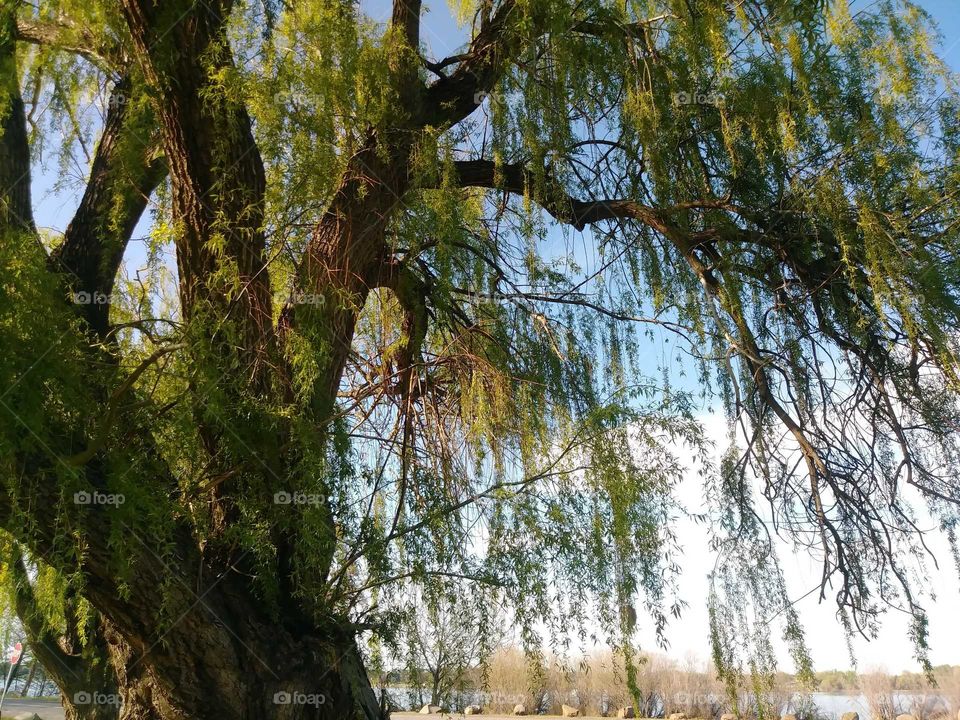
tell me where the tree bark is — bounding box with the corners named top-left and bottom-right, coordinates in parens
top-left (5, 1), bottom-right (452, 717)
top-left (22, 660), bottom-right (36, 698)
top-left (118, 0), bottom-right (275, 382)
top-left (51, 76), bottom-right (165, 339)
top-left (95, 593), bottom-right (383, 720)
top-left (0, 4), bottom-right (34, 234)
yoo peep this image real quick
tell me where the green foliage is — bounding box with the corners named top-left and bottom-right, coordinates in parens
top-left (4, 0), bottom-right (960, 711)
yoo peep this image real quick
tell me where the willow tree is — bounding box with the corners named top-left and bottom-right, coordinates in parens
top-left (2, 0), bottom-right (960, 717)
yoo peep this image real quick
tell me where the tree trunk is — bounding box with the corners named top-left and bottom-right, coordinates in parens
top-left (22, 660), bottom-right (36, 697)
top-left (0, 3), bottom-right (33, 234)
top-left (6, 3), bottom-right (414, 718)
top-left (97, 611), bottom-right (382, 720)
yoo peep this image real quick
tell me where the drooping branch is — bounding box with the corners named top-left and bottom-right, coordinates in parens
top-left (450, 152), bottom-right (960, 632)
top-left (572, 11), bottom-right (675, 39)
top-left (451, 158), bottom-right (670, 231)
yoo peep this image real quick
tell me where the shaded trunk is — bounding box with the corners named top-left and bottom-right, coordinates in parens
top-left (22, 661), bottom-right (36, 697)
top-left (39, 516), bottom-right (383, 720)
top-left (2, 20), bottom-right (120, 720)
top-left (97, 597), bottom-right (382, 720)
top-left (6, 4), bottom-right (408, 719)
top-left (0, 3), bottom-right (33, 234)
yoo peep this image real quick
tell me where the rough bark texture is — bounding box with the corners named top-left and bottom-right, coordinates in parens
top-left (0, 7), bottom-right (33, 234)
top-left (32, 2), bottom-right (391, 716)
top-left (0, 0), bottom-right (476, 715)
top-left (119, 0), bottom-right (274, 376)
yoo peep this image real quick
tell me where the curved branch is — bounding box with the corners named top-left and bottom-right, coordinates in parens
top-left (63, 342), bottom-right (186, 466)
top-left (419, 7), bottom-right (663, 128)
top-left (419, 0), bottom-right (525, 128)
top-left (51, 76), bottom-right (166, 339)
top-left (451, 158), bottom-right (669, 231)
top-left (9, 545), bottom-right (84, 688)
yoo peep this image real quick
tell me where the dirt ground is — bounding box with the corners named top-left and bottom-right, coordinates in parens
top-left (392, 713), bottom-right (638, 720)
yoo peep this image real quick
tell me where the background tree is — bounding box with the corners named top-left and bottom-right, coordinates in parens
top-left (402, 587), bottom-right (502, 709)
top-left (1, 0), bottom-right (960, 718)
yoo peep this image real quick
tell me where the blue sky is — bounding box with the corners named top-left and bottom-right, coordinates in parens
top-left (24, 0), bottom-right (960, 673)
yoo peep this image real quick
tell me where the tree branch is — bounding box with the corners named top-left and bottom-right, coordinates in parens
top-left (9, 545), bottom-right (85, 689)
top-left (451, 158), bottom-right (669, 231)
top-left (120, 0), bottom-right (275, 383)
top-left (419, 0), bottom-right (525, 128)
top-left (419, 6), bottom-right (664, 128)
top-left (51, 76), bottom-right (166, 339)
top-left (14, 17), bottom-right (125, 71)
top-left (1, 8), bottom-right (34, 235)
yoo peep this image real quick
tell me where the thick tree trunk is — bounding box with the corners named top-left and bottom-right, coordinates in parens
top-left (99, 611), bottom-right (382, 720)
top-left (6, 4), bottom-right (412, 719)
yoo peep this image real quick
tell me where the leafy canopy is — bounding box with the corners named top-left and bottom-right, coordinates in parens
top-left (2, 0), bottom-right (960, 702)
